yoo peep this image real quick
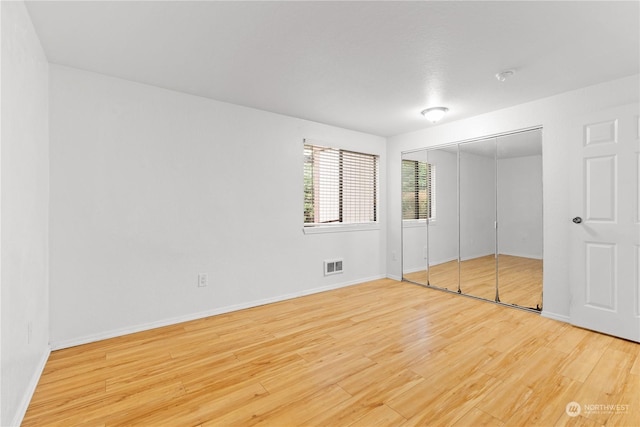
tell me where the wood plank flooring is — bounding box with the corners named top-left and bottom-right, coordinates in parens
top-left (405, 255), bottom-right (543, 310)
top-left (24, 279), bottom-right (638, 426)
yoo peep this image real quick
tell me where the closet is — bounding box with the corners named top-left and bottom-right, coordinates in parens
top-left (401, 128), bottom-right (543, 311)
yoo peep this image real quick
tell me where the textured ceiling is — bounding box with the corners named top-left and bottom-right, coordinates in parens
top-left (26, 1), bottom-right (639, 137)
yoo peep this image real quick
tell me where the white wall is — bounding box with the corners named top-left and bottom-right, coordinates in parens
top-left (49, 65), bottom-right (386, 348)
top-left (497, 155), bottom-right (543, 259)
top-left (1, 2), bottom-right (50, 425)
top-left (387, 74), bottom-right (639, 320)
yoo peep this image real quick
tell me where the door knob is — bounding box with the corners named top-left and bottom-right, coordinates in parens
top-left (572, 217), bottom-right (582, 224)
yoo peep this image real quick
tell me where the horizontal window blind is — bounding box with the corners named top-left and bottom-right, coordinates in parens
top-left (304, 142), bottom-right (378, 226)
top-left (402, 160), bottom-right (435, 220)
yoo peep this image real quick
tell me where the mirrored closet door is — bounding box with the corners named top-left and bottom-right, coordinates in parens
top-left (402, 128), bottom-right (543, 311)
top-left (425, 145), bottom-right (459, 293)
top-left (496, 130), bottom-right (543, 309)
top-left (401, 149), bottom-right (429, 286)
top-left (401, 147), bottom-right (460, 292)
top-left (459, 137), bottom-right (497, 302)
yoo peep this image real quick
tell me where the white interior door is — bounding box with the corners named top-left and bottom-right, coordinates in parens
top-left (570, 103), bottom-right (640, 342)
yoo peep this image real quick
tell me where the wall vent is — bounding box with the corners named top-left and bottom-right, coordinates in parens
top-left (324, 259), bottom-right (343, 276)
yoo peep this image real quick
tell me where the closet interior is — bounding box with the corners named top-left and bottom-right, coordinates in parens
top-left (401, 128), bottom-right (543, 311)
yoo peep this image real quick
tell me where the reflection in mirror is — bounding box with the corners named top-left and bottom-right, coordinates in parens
top-left (425, 146), bottom-right (459, 292)
top-left (401, 128), bottom-right (543, 312)
top-left (497, 129), bottom-right (543, 309)
top-left (459, 138), bottom-right (497, 301)
top-left (402, 149), bottom-right (429, 285)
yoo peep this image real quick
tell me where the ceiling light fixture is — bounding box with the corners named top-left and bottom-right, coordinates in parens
top-left (495, 69), bottom-right (515, 82)
top-left (421, 107), bottom-right (449, 123)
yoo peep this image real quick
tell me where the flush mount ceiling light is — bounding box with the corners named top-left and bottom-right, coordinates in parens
top-left (495, 69), bottom-right (515, 82)
top-left (421, 107), bottom-right (449, 123)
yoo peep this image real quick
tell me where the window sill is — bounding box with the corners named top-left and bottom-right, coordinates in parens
top-left (402, 219), bottom-right (436, 228)
top-left (303, 223), bottom-right (380, 234)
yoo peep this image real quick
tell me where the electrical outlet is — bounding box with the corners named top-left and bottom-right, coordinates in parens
top-left (198, 273), bottom-right (208, 287)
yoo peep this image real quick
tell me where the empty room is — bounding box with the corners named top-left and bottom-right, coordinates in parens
top-left (2, 1), bottom-right (639, 426)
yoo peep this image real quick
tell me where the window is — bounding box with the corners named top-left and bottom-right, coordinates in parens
top-left (304, 141), bottom-right (378, 226)
top-left (402, 159), bottom-right (435, 220)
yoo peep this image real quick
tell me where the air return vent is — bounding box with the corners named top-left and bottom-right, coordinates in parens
top-left (324, 259), bottom-right (343, 276)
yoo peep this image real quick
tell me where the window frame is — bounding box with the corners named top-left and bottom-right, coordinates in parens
top-left (303, 140), bottom-right (380, 233)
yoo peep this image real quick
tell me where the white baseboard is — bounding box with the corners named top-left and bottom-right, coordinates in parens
top-left (460, 252), bottom-right (495, 262)
top-left (403, 266), bottom-right (427, 274)
top-left (541, 310), bottom-right (570, 323)
top-left (12, 346), bottom-right (51, 427)
top-left (403, 256), bottom-right (459, 275)
top-left (50, 275), bottom-right (386, 350)
top-left (499, 251), bottom-right (543, 260)
top-left (431, 256), bottom-right (459, 266)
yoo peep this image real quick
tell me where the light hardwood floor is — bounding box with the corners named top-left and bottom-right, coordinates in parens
top-left (24, 279), bottom-right (638, 426)
top-left (405, 255), bottom-right (543, 310)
